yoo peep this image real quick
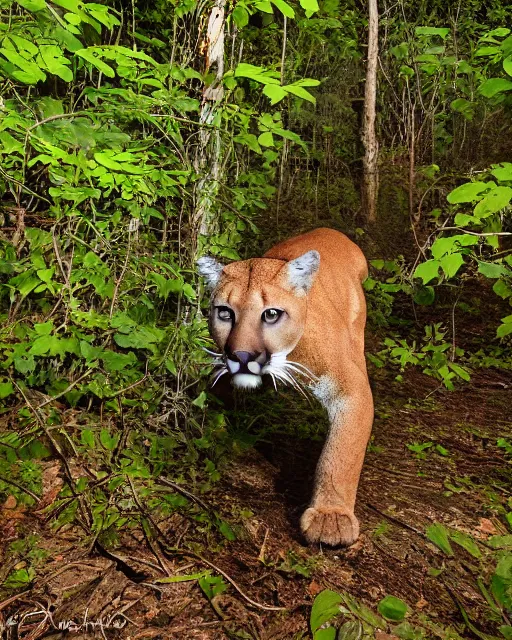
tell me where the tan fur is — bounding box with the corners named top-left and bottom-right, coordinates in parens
top-left (201, 228), bottom-right (374, 546)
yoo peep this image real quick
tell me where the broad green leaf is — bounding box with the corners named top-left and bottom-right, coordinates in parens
top-left (254, 0), bottom-right (273, 11)
top-left (0, 382), bottom-right (14, 399)
top-left (493, 279), bottom-right (512, 299)
top-left (478, 261), bottom-right (509, 279)
top-left (475, 46), bottom-right (500, 57)
top-left (314, 629), bottom-right (336, 640)
top-left (17, 0), bottom-right (46, 10)
top-left (299, 0), bottom-right (319, 17)
top-left (426, 522), bottom-right (454, 556)
top-left (283, 84), bottom-right (316, 103)
top-left (487, 535), bottom-right (512, 549)
top-left (192, 391), bottom-right (207, 408)
top-left (234, 62), bottom-right (280, 84)
top-left (431, 234), bottom-right (478, 259)
top-left (310, 589), bottom-right (343, 633)
top-left (491, 162), bottom-right (512, 182)
top-left (100, 429), bottom-right (119, 451)
top-left (447, 181), bottom-right (489, 203)
top-left (198, 575), bottom-right (228, 600)
top-left (454, 213), bottom-right (481, 226)
top-left (413, 285), bottom-right (435, 306)
top-left (479, 78), bottom-right (512, 98)
top-left (449, 530), bottom-right (481, 558)
top-left (448, 363), bottom-right (470, 382)
top-left (497, 322), bottom-right (512, 338)
top-left (413, 260), bottom-right (440, 284)
top-left (258, 131), bottom-right (275, 147)
top-left (377, 595), bottom-right (408, 621)
top-left (232, 5), bottom-right (249, 28)
top-left (450, 98), bottom-right (474, 120)
top-left (440, 252), bottom-right (464, 278)
top-left (233, 133), bottom-right (262, 154)
top-left (75, 49), bottom-right (115, 77)
top-left (415, 27), bottom-right (450, 39)
top-left (263, 83), bottom-right (287, 104)
top-left (270, 0), bottom-right (295, 18)
top-left (473, 186), bottom-right (512, 217)
top-left (81, 429), bottom-right (95, 448)
top-left (504, 56), bottom-right (512, 76)
top-left (34, 321), bottom-right (54, 336)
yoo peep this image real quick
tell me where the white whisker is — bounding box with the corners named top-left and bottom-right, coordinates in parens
top-left (211, 368), bottom-right (228, 387)
top-left (202, 346), bottom-right (223, 357)
top-left (285, 360), bottom-right (317, 380)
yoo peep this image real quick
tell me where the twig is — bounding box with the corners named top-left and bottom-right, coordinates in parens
top-left (365, 502), bottom-right (426, 538)
top-left (36, 371), bottom-right (92, 409)
top-left (110, 230), bottom-right (132, 319)
top-left (154, 477), bottom-right (211, 513)
top-left (165, 547), bottom-right (287, 612)
top-left (0, 474), bottom-right (40, 502)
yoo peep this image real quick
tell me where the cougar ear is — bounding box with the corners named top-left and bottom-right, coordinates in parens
top-left (197, 256), bottom-right (224, 291)
top-left (286, 250), bottom-right (320, 294)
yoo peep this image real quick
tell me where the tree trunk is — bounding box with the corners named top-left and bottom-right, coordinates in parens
top-left (193, 0), bottom-right (226, 248)
top-left (362, 0), bottom-right (379, 223)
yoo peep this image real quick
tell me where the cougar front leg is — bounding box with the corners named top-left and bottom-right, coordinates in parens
top-left (301, 369), bottom-right (373, 546)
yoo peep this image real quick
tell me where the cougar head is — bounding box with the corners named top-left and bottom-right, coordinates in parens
top-left (197, 251), bottom-right (320, 391)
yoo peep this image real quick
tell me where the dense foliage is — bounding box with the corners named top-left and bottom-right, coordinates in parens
top-left (0, 0), bottom-right (511, 637)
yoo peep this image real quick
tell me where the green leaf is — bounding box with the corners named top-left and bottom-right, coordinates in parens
top-left (503, 56), bottom-right (512, 76)
top-left (497, 321), bottom-right (512, 338)
top-left (232, 5), bottom-right (249, 28)
top-left (258, 131), bottom-right (275, 147)
top-left (415, 27), bottom-right (450, 39)
top-left (192, 391), bottom-right (207, 408)
top-left (448, 363), bottom-right (470, 382)
top-left (81, 429), bottom-right (95, 448)
top-left (310, 589), bottom-right (342, 633)
top-left (377, 595), bottom-right (408, 621)
top-left (263, 83), bottom-right (288, 105)
top-left (478, 261), bottom-right (509, 278)
top-left (283, 84), bottom-right (316, 103)
top-left (270, 0), bottom-right (295, 18)
top-left (233, 133), bottom-right (262, 154)
top-left (426, 522), bottom-right (454, 556)
top-left (493, 279), bottom-right (512, 299)
top-left (449, 530), bottom-right (481, 558)
top-left (299, 0), bottom-right (319, 17)
top-left (413, 260), bottom-right (440, 284)
top-left (100, 429), bottom-right (119, 451)
top-left (0, 382), bottom-right (14, 399)
top-left (447, 181), bottom-right (489, 203)
top-left (479, 78), bottom-right (512, 98)
top-left (155, 571), bottom-right (207, 584)
top-left (17, 0), bottom-right (46, 10)
top-left (473, 186), bottom-right (512, 217)
top-left (198, 575), bottom-right (228, 600)
top-left (413, 285), bottom-right (435, 306)
top-left (314, 629), bottom-right (336, 640)
top-left (440, 252), bottom-right (464, 278)
top-left (491, 162), bottom-right (512, 182)
top-left (431, 234), bottom-right (478, 258)
top-left (75, 48), bottom-right (115, 77)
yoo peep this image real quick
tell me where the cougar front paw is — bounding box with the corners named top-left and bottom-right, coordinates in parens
top-left (300, 506), bottom-right (360, 547)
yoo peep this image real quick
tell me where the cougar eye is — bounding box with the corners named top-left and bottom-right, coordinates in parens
top-left (216, 306), bottom-right (234, 322)
top-left (262, 308), bottom-right (283, 324)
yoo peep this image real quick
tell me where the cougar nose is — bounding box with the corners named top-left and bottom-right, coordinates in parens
top-left (232, 351), bottom-right (255, 365)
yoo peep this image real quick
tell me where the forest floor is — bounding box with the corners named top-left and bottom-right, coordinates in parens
top-left (1, 357), bottom-right (511, 640)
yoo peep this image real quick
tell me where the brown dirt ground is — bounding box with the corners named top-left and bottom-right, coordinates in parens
top-left (0, 364), bottom-right (511, 639)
